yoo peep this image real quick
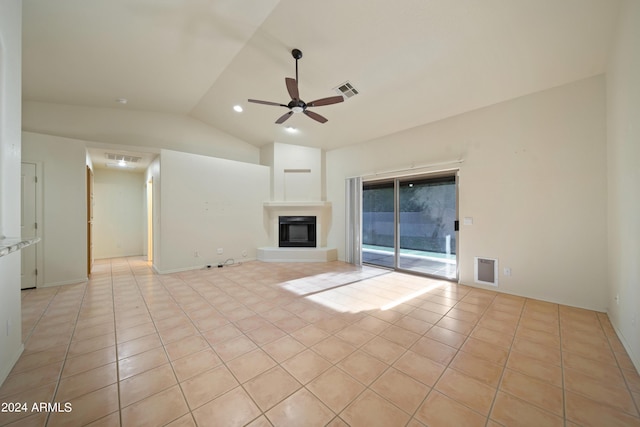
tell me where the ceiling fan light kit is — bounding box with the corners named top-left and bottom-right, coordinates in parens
top-left (248, 49), bottom-right (344, 124)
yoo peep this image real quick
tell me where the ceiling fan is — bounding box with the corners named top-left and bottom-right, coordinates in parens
top-left (248, 49), bottom-right (344, 124)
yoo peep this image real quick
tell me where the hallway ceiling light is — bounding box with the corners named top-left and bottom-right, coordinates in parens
top-left (106, 162), bottom-right (136, 169)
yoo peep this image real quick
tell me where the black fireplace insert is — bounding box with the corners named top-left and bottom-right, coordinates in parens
top-left (279, 216), bottom-right (316, 248)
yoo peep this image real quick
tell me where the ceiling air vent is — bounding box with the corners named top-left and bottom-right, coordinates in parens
top-left (334, 81), bottom-right (359, 99)
top-left (105, 153), bottom-right (142, 163)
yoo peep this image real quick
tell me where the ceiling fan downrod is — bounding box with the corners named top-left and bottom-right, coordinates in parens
top-left (292, 48), bottom-right (302, 86)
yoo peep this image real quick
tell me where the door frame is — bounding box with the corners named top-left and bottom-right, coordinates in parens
top-left (21, 161), bottom-right (44, 288)
top-left (146, 178), bottom-right (153, 262)
top-left (87, 166), bottom-right (93, 277)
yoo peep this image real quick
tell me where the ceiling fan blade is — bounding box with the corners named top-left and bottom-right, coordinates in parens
top-left (248, 99), bottom-right (288, 107)
top-left (275, 111), bottom-right (294, 124)
top-left (307, 96), bottom-right (344, 107)
top-left (285, 77), bottom-right (299, 100)
top-left (303, 110), bottom-right (328, 123)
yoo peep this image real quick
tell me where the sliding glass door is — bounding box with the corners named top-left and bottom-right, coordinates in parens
top-left (362, 181), bottom-right (395, 268)
top-left (398, 175), bottom-right (457, 278)
top-left (362, 173), bottom-right (458, 280)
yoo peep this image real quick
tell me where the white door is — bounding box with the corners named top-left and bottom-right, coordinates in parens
top-left (21, 163), bottom-right (38, 289)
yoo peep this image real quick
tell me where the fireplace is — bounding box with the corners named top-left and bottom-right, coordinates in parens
top-left (279, 216), bottom-right (316, 248)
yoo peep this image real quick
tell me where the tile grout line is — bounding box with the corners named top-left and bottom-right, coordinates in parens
top-left (45, 279), bottom-right (90, 427)
top-left (223, 268), bottom-right (339, 425)
top-left (395, 285), bottom-right (476, 426)
top-left (184, 268), bottom-right (401, 424)
top-left (128, 257), bottom-right (198, 426)
top-left (19, 287), bottom-right (60, 349)
top-left (186, 268), bottom-right (271, 426)
top-left (558, 303), bottom-right (567, 427)
top-left (113, 258), bottom-right (123, 427)
top-left (597, 310), bottom-right (640, 418)
top-left (330, 283), bottom-right (488, 425)
top-left (482, 295), bottom-right (526, 427)
top-left (324, 287), bottom-right (452, 424)
top-left (5, 286), bottom-right (60, 426)
top-left (445, 290), bottom-right (499, 425)
top-left (73, 258), bottom-right (123, 427)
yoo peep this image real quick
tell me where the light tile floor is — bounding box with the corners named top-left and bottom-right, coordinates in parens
top-left (1, 257), bottom-right (639, 427)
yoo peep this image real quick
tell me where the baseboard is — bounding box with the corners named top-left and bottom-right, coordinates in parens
top-left (608, 314), bottom-right (640, 374)
top-left (456, 279), bottom-right (607, 313)
top-left (38, 278), bottom-right (88, 288)
top-left (257, 247), bottom-right (338, 262)
top-left (153, 258), bottom-right (257, 275)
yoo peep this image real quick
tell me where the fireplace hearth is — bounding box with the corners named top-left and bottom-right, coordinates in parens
top-left (279, 216), bottom-right (316, 248)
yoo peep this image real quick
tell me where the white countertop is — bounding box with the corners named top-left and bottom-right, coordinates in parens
top-left (0, 236), bottom-right (40, 257)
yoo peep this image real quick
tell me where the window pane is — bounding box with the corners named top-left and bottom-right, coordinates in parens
top-left (362, 182), bottom-right (395, 268)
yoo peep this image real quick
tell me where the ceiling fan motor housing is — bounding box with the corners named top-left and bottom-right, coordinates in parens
top-left (288, 99), bottom-right (306, 113)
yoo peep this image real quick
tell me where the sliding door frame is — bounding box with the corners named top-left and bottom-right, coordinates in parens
top-left (362, 170), bottom-right (459, 281)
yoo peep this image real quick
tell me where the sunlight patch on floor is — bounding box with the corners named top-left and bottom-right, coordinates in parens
top-left (302, 272), bottom-right (449, 314)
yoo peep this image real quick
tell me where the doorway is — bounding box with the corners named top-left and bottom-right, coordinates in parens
top-left (362, 173), bottom-right (458, 280)
top-left (146, 178), bottom-right (153, 262)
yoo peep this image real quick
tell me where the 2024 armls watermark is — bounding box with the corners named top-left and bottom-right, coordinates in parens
top-left (1, 402), bottom-right (72, 413)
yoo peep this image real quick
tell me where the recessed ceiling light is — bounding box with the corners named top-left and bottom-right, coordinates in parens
top-left (233, 105), bottom-right (243, 113)
top-left (285, 126), bottom-right (298, 133)
top-left (116, 98), bottom-right (128, 104)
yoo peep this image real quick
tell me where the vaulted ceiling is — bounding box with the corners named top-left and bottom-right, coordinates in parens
top-left (22, 0), bottom-right (621, 153)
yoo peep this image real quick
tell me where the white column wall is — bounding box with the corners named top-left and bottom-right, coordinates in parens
top-left (0, 0), bottom-right (24, 385)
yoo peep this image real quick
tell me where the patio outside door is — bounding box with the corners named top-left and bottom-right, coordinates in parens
top-left (362, 173), bottom-right (458, 280)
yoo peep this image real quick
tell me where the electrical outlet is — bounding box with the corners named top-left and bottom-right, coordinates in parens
top-left (503, 267), bottom-right (511, 276)
top-left (217, 248), bottom-right (223, 255)
top-left (241, 249), bottom-right (247, 258)
top-left (615, 294), bottom-right (620, 305)
top-left (194, 250), bottom-right (199, 257)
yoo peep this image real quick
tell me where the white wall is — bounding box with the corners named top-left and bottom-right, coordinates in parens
top-left (23, 102), bottom-right (261, 164)
top-left (22, 132), bottom-right (88, 287)
top-left (327, 76), bottom-right (607, 311)
top-left (93, 169), bottom-right (145, 259)
top-left (0, 0), bottom-right (24, 386)
top-left (606, 0), bottom-right (640, 370)
top-left (261, 143), bottom-right (323, 202)
top-left (155, 149), bottom-right (270, 273)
